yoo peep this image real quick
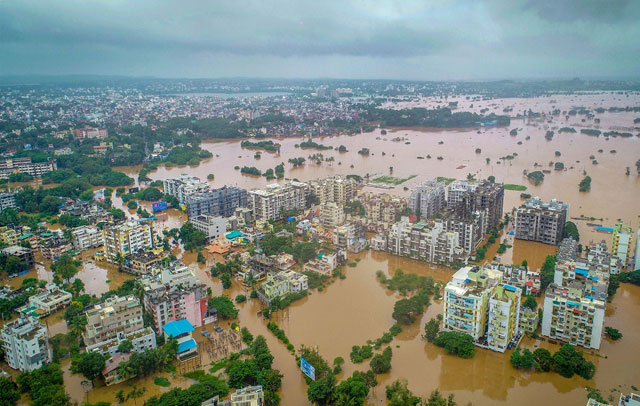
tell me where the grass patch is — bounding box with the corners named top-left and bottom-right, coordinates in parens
top-left (504, 184), bottom-right (527, 191)
top-left (436, 176), bottom-right (456, 185)
top-left (372, 175), bottom-right (416, 185)
top-left (154, 377), bottom-right (171, 387)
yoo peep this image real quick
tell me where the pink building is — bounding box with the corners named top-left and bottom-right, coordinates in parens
top-left (141, 261), bottom-right (216, 333)
top-left (75, 126), bottom-right (107, 139)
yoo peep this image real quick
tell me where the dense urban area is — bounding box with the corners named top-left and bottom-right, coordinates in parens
top-left (0, 77), bottom-right (639, 406)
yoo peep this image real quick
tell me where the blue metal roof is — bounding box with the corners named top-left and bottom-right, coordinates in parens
top-left (575, 268), bottom-right (589, 276)
top-left (226, 231), bottom-right (244, 239)
top-left (162, 319), bottom-right (195, 337)
top-left (177, 338), bottom-right (197, 353)
top-left (503, 284), bottom-right (516, 292)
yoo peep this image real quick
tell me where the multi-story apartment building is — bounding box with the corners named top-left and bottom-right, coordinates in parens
top-left (557, 237), bottom-right (579, 263)
top-left (163, 174), bottom-right (210, 203)
top-left (383, 218), bottom-right (464, 264)
top-left (515, 197), bottom-right (569, 245)
top-left (40, 234), bottom-right (73, 260)
top-left (248, 182), bottom-right (309, 221)
top-left (1, 245), bottom-right (35, 272)
top-left (470, 181), bottom-right (504, 229)
top-left (185, 186), bottom-right (248, 220)
top-left (320, 202), bottom-right (345, 228)
top-left (141, 261), bottom-right (215, 333)
top-left (27, 283), bottom-right (72, 317)
top-left (75, 126), bottom-right (108, 139)
top-left (333, 222), bottom-right (368, 253)
top-left (83, 295), bottom-right (145, 348)
top-left (122, 250), bottom-right (165, 275)
top-left (102, 220), bottom-right (155, 262)
top-left (0, 191), bottom-right (17, 211)
top-left (0, 157), bottom-right (57, 179)
top-left (441, 209), bottom-right (487, 254)
top-left (611, 221), bottom-right (633, 268)
top-left (191, 214), bottom-right (227, 241)
top-left (443, 265), bottom-right (521, 352)
top-left (71, 226), bottom-right (104, 250)
top-left (308, 176), bottom-right (356, 205)
top-left (257, 270), bottom-right (308, 305)
top-left (408, 180), bottom-right (446, 219)
top-left (447, 179), bottom-right (477, 208)
top-left (487, 284), bottom-right (522, 352)
top-left (360, 192), bottom-right (407, 229)
top-left (0, 226), bottom-right (19, 245)
top-left (1, 316), bottom-right (52, 371)
top-left (541, 282), bottom-right (606, 349)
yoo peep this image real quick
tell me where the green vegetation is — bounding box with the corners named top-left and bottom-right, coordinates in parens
top-left (358, 147), bottom-right (370, 155)
top-left (559, 127), bottom-right (576, 133)
top-left (299, 139), bottom-right (332, 150)
top-left (504, 184), bottom-right (527, 191)
top-left (0, 376), bottom-right (20, 406)
top-left (154, 377), bottom-right (171, 387)
top-left (563, 221), bottom-right (580, 241)
top-left (241, 327), bottom-right (254, 345)
top-left (363, 106), bottom-right (510, 128)
top-left (235, 294), bottom-right (247, 303)
top-left (435, 176), bottom-right (456, 185)
top-left (241, 140), bottom-right (281, 152)
top-left (17, 363), bottom-right (71, 406)
top-left (146, 372), bottom-right (229, 406)
top-left (579, 176), bottom-right (592, 192)
top-left (372, 175), bottom-right (416, 185)
top-left (267, 321), bottom-right (294, 351)
top-left (369, 346), bottom-right (393, 374)
top-left (523, 296), bottom-right (537, 310)
top-left (527, 171), bottom-right (545, 185)
top-left (540, 255), bottom-right (556, 290)
top-left (511, 344), bottom-right (595, 379)
top-left (71, 351), bottom-right (106, 382)
top-left (433, 331), bottom-right (475, 358)
top-left (225, 336), bottom-right (283, 404)
top-left (605, 327), bottom-right (623, 340)
top-left (240, 166), bottom-right (261, 176)
top-left (423, 318), bottom-right (440, 342)
top-left (209, 296), bottom-right (239, 319)
top-left (179, 221), bottom-right (207, 251)
top-left (580, 129), bottom-right (602, 136)
top-left (338, 145), bottom-right (348, 152)
top-left (376, 269), bottom-right (436, 325)
top-left (350, 345), bottom-right (373, 363)
top-left (288, 157), bottom-right (306, 167)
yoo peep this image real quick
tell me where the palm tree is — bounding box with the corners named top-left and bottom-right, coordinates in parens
top-left (116, 389), bottom-right (125, 405)
top-left (126, 385), bottom-right (146, 406)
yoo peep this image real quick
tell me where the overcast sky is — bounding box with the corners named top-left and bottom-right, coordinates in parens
top-left (1, 0), bottom-right (639, 80)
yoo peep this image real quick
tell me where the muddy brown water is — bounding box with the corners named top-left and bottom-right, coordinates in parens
top-left (4, 92), bottom-right (640, 404)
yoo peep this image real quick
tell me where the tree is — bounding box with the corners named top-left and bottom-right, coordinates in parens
top-left (392, 298), bottom-right (424, 325)
top-left (4, 256), bottom-right (21, 276)
top-left (118, 339), bottom-right (134, 354)
top-left (308, 374), bottom-right (337, 406)
top-left (605, 327), bottom-right (623, 340)
top-left (552, 344), bottom-right (595, 379)
top-left (433, 332), bottom-right (475, 358)
top-left (208, 296), bottom-right (239, 319)
top-left (334, 372), bottom-right (370, 406)
top-left (50, 255), bottom-right (78, 283)
top-left (533, 348), bottom-right (553, 372)
top-left (510, 348), bottom-right (533, 369)
top-left (424, 318), bottom-right (440, 342)
top-left (71, 278), bottom-right (85, 296)
top-left (369, 347), bottom-right (392, 374)
top-left (385, 379), bottom-right (421, 406)
top-left (71, 351), bottom-right (106, 382)
top-left (522, 296), bottom-right (537, 310)
top-left (0, 376), bottom-right (20, 406)
top-left (126, 385), bottom-right (146, 406)
top-left (562, 221), bottom-right (580, 242)
top-left (220, 273), bottom-right (232, 289)
top-left (241, 327), bottom-right (253, 345)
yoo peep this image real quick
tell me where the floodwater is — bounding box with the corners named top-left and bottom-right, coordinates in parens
top-left (6, 92), bottom-right (640, 405)
top-left (110, 91), bottom-right (640, 405)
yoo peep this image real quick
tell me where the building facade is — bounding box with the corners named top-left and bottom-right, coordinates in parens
top-left (515, 197), bottom-right (569, 245)
top-left (185, 186), bottom-right (248, 220)
top-left (83, 295), bottom-right (145, 349)
top-left (102, 221), bottom-right (155, 262)
top-left (248, 182), bottom-right (309, 221)
top-left (163, 174), bottom-right (210, 203)
top-left (408, 180), bottom-right (446, 219)
top-left (191, 214), bottom-right (227, 241)
top-left (1, 316), bottom-right (52, 371)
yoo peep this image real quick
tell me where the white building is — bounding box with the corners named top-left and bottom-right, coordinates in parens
top-left (27, 283), bottom-right (72, 316)
top-left (408, 180), bottom-right (446, 219)
top-left (102, 220), bottom-right (155, 262)
top-left (163, 174), bottom-right (210, 203)
top-left (1, 316), bottom-right (52, 371)
top-left (320, 202), bottom-right (345, 228)
top-left (71, 226), bottom-right (104, 250)
top-left (191, 214), bottom-right (227, 241)
top-left (248, 182), bottom-right (308, 221)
